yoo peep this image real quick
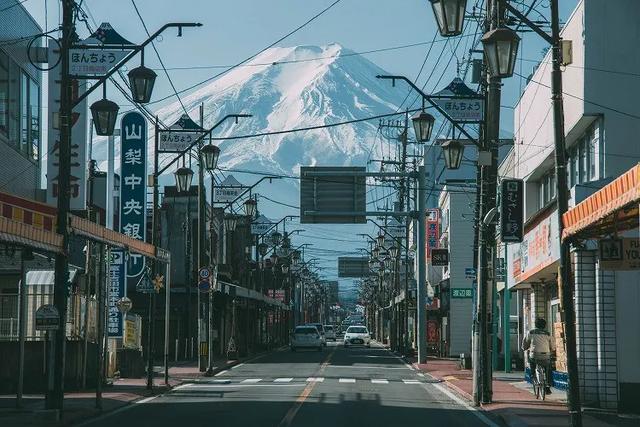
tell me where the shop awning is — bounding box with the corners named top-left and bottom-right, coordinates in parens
top-left (216, 280), bottom-right (290, 310)
top-left (563, 164), bottom-right (640, 240)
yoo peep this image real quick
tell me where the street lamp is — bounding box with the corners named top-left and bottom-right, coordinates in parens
top-left (481, 27), bottom-right (521, 78)
top-left (90, 97), bottom-right (119, 136)
top-left (243, 198), bottom-right (257, 217)
top-left (442, 139), bottom-right (465, 170)
top-left (372, 246), bottom-right (381, 259)
top-left (174, 166), bottom-right (194, 193)
top-left (200, 144), bottom-right (221, 171)
top-left (430, 0), bottom-right (467, 37)
top-left (389, 245), bottom-right (399, 258)
top-left (270, 253), bottom-right (279, 266)
top-left (224, 214), bottom-right (238, 233)
top-left (383, 256), bottom-right (393, 271)
top-left (258, 242), bottom-right (269, 257)
top-left (411, 110), bottom-right (436, 142)
top-left (376, 233), bottom-right (385, 248)
top-left (127, 52), bottom-right (157, 103)
top-left (271, 231), bottom-right (283, 246)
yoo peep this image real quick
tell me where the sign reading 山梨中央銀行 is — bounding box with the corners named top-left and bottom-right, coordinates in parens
top-left (120, 112), bottom-right (147, 278)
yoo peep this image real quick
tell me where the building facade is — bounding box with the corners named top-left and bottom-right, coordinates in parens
top-left (505, 0), bottom-right (640, 411)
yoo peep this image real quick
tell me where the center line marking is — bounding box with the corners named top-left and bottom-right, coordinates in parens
top-left (241, 378), bottom-right (262, 383)
top-left (339, 378), bottom-right (356, 383)
top-left (274, 378), bottom-right (293, 383)
top-left (278, 348), bottom-right (335, 427)
top-left (371, 379), bottom-right (389, 384)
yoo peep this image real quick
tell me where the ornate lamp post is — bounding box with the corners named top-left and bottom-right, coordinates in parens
top-left (429, 0), bottom-right (468, 37)
top-left (411, 110), bottom-right (436, 142)
top-left (442, 139), bottom-right (465, 170)
top-left (481, 27), bottom-right (521, 79)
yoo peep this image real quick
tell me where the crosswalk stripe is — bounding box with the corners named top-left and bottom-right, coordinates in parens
top-left (306, 377), bottom-right (325, 382)
top-left (371, 379), bottom-right (389, 384)
top-left (274, 378), bottom-right (294, 383)
top-left (339, 378), bottom-right (356, 383)
top-left (241, 379), bottom-right (262, 383)
top-left (402, 379), bottom-right (421, 384)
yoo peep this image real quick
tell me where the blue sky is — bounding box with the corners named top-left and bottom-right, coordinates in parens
top-left (24, 0), bottom-right (579, 134)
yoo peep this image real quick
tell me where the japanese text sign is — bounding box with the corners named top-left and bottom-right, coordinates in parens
top-left (451, 288), bottom-right (473, 298)
top-left (158, 131), bottom-right (202, 152)
top-left (433, 98), bottom-right (484, 123)
top-left (108, 249), bottom-right (125, 337)
top-left (120, 112), bottom-right (147, 278)
top-left (426, 208), bottom-right (440, 261)
top-left (500, 179), bottom-right (524, 243)
top-left (69, 48), bottom-right (129, 77)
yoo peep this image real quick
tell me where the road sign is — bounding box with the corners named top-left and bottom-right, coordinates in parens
top-left (35, 304), bottom-right (60, 331)
top-left (300, 166), bottom-right (366, 224)
top-left (198, 280), bottom-right (211, 293)
top-left (338, 257), bottom-right (372, 278)
top-left (432, 78), bottom-right (484, 123)
top-left (214, 175), bottom-right (246, 202)
top-left (69, 48), bottom-right (130, 77)
top-left (251, 214), bottom-right (273, 235)
top-left (116, 297), bottom-right (133, 314)
top-left (135, 271), bottom-right (154, 294)
top-left (465, 267), bottom-right (476, 279)
top-left (199, 267), bottom-right (211, 280)
top-left (451, 288), bottom-right (473, 299)
top-left (499, 178), bottom-right (524, 243)
top-left (431, 249), bottom-right (449, 266)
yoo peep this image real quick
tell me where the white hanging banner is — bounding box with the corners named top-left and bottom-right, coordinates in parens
top-left (214, 175), bottom-right (246, 202)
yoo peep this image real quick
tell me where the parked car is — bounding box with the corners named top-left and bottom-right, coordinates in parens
top-left (306, 323), bottom-right (327, 346)
top-left (344, 325), bottom-right (371, 347)
top-left (290, 326), bottom-right (323, 352)
top-left (324, 325), bottom-right (336, 341)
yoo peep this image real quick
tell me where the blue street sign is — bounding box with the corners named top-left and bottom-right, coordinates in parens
top-left (120, 112), bottom-right (147, 279)
top-left (108, 249), bottom-right (126, 337)
top-left (198, 280), bottom-right (211, 293)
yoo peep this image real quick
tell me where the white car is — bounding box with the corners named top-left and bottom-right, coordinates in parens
top-left (290, 326), bottom-right (323, 352)
top-left (324, 325), bottom-right (336, 341)
top-left (344, 326), bottom-right (371, 347)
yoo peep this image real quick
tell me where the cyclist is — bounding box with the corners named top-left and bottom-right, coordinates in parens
top-left (522, 317), bottom-right (555, 394)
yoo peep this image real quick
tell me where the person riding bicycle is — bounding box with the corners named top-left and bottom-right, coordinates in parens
top-left (522, 318), bottom-right (555, 394)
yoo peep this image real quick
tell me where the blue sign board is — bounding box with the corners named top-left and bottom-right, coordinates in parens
top-left (108, 249), bottom-right (125, 337)
top-left (120, 112), bottom-right (147, 278)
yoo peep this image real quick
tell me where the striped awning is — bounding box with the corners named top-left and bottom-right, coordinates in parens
top-left (562, 164), bottom-right (640, 239)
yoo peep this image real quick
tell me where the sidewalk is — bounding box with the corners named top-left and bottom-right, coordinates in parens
top-left (0, 350), bottom-right (267, 427)
top-left (412, 358), bottom-right (637, 427)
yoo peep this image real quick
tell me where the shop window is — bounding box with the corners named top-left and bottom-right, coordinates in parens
top-left (29, 78), bottom-right (40, 160)
top-left (567, 120), bottom-right (602, 187)
top-left (538, 169), bottom-right (556, 208)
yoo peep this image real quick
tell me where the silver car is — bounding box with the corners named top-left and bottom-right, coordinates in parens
top-left (290, 326), bottom-right (323, 352)
top-left (324, 325), bottom-right (336, 341)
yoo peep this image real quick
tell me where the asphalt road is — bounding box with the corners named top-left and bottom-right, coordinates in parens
top-left (80, 341), bottom-right (498, 427)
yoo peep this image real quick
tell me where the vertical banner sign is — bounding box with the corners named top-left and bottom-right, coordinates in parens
top-left (499, 179), bottom-right (524, 243)
top-left (120, 112), bottom-right (147, 278)
top-left (426, 208), bottom-right (441, 261)
top-left (108, 249), bottom-right (125, 337)
top-left (47, 45), bottom-right (88, 209)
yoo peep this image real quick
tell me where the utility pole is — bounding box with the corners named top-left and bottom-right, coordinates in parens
top-left (48, 0), bottom-right (74, 411)
top-left (198, 104), bottom-right (208, 371)
top-left (549, 0), bottom-right (582, 424)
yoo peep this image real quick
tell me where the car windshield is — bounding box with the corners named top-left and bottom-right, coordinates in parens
top-left (324, 326), bottom-right (333, 331)
top-left (347, 327), bottom-right (367, 334)
top-left (308, 324), bottom-right (323, 332)
top-left (295, 327), bottom-right (318, 335)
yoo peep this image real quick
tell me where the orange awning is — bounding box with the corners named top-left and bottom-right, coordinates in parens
top-left (562, 164), bottom-right (640, 240)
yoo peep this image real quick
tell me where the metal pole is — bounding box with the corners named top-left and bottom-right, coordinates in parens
top-left (198, 104), bottom-right (207, 371)
top-left (503, 243), bottom-right (511, 373)
top-left (549, 0), bottom-right (581, 424)
top-left (146, 286), bottom-right (154, 390)
top-left (417, 164), bottom-right (427, 364)
top-left (49, 0), bottom-right (74, 411)
top-left (164, 262), bottom-right (171, 385)
top-left (17, 250), bottom-right (27, 408)
top-left (95, 245), bottom-right (104, 409)
top-left (103, 248), bottom-right (110, 389)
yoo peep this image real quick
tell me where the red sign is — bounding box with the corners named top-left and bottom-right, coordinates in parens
top-left (267, 289), bottom-right (286, 302)
top-left (426, 208), bottom-right (440, 261)
top-left (427, 320), bottom-right (440, 343)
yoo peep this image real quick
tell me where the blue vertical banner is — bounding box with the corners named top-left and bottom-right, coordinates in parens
top-left (120, 112), bottom-right (147, 278)
top-left (108, 249), bottom-right (125, 337)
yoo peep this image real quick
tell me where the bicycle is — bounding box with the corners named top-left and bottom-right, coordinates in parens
top-left (531, 360), bottom-right (548, 400)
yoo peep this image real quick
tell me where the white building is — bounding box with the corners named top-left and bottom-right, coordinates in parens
top-left (504, 0), bottom-right (640, 411)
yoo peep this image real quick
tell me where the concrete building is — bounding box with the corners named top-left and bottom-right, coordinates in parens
top-left (504, 0), bottom-right (640, 411)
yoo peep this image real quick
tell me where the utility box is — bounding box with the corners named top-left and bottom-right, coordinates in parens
top-left (561, 40), bottom-right (573, 66)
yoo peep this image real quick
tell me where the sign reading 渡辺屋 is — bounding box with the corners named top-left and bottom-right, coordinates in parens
top-left (108, 249), bottom-right (125, 337)
top-left (214, 175), bottom-right (246, 203)
top-left (47, 45), bottom-right (88, 210)
top-left (600, 238), bottom-right (640, 270)
top-left (120, 112), bottom-right (147, 278)
top-left (69, 48), bottom-right (130, 77)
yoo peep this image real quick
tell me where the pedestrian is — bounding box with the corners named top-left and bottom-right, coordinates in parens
top-left (522, 317), bottom-right (555, 394)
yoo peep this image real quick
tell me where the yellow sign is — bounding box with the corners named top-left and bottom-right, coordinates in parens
top-left (153, 274), bottom-right (164, 292)
top-left (600, 238), bottom-right (640, 270)
top-left (124, 319), bottom-right (137, 348)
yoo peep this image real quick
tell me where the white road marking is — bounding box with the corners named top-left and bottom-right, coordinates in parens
top-left (241, 378), bottom-right (262, 383)
top-left (339, 378), bottom-right (356, 383)
top-left (306, 377), bottom-right (325, 382)
top-left (171, 383), bottom-right (191, 391)
top-left (402, 379), bottom-right (421, 384)
top-left (416, 372), bottom-right (425, 377)
top-left (274, 377), bottom-right (294, 383)
top-left (180, 383), bottom-right (305, 388)
top-left (327, 365), bottom-right (408, 370)
top-left (371, 379), bottom-right (389, 384)
top-left (135, 395), bottom-right (160, 404)
top-left (424, 381), bottom-right (500, 427)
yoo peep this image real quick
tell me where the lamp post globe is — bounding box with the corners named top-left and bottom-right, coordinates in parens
top-left (383, 256), bottom-right (393, 271)
top-left (372, 246), bottom-right (381, 259)
top-left (243, 198), bottom-right (257, 217)
top-left (90, 98), bottom-right (119, 136)
top-left (430, 0), bottom-right (467, 37)
top-left (271, 231), bottom-right (283, 246)
top-left (174, 166), bottom-right (194, 193)
top-left (411, 110), bottom-right (436, 142)
top-left (376, 233), bottom-right (385, 248)
top-left (258, 242), bottom-right (269, 257)
top-left (282, 264), bottom-right (289, 274)
top-left (270, 253), bottom-right (279, 266)
top-left (389, 245), bottom-right (399, 258)
top-left (128, 65), bottom-right (157, 103)
top-left (442, 139), bottom-right (465, 170)
top-left (200, 144), bottom-right (221, 171)
top-left (224, 215), bottom-right (238, 233)
top-left (482, 27), bottom-right (521, 78)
